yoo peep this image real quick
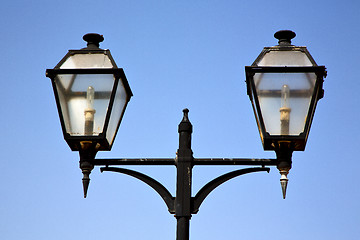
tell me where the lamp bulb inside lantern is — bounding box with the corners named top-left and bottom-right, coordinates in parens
top-left (280, 84), bottom-right (291, 135)
top-left (281, 84), bottom-right (290, 108)
top-left (86, 86), bottom-right (95, 109)
top-left (84, 86), bottom-right (96, 135)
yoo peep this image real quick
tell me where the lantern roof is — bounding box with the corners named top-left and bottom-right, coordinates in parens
top-left (252, 30), bottom-right (318, 67)
top-left (54, 33), bottom-right (118, 70)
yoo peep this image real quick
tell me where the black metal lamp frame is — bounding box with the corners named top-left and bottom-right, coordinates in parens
top-left (45, 35), bottom-right (133, 151)
top-left (46, 68), bottom-right (132, 151)
top-left (245, 30), bottom-right (327, 152)
top-left (245, 66), bottom-right (326, 151)
top-left (80, 109), bottom-right (280, 240)
top-left (46, 31), bottom-right (325, 240)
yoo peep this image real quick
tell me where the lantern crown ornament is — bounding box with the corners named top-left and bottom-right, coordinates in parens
top-left (46, 33), bottom-right (133, 152)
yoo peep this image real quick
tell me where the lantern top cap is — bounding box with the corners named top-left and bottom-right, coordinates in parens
top-left (274, 30), bottom-right (296, 46)
top-left (83, 33), bottom-right (104, 49)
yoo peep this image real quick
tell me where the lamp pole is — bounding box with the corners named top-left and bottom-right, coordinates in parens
top-left (175, 108), bottom-right (193, 240)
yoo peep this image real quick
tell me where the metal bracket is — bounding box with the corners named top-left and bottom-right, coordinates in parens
top-left (100, 166), bottom-right (270, 215)
top-left (100, 167), bottom-right (175, 213)
top-left (192, 167), bottom-right (270, 214)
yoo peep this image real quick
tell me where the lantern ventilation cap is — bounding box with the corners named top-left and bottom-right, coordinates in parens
top-left (83, 33), bottom-right (104, 49)
top-left (274, 30), bottom-right (296, 46)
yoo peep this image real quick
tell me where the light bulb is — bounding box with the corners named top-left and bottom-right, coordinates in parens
top-left (84, 86), bottom-right (96, 135)
top-left (281, 84), bottom-right (290, 108)
top-left (280, 84), bottom-right (291, 135)
top-left (86, 86), bottom-right (95, 109)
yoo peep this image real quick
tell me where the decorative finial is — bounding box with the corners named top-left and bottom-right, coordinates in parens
top-left (280, 170), bottom-right (289, 199)
top-left (182, 108), bottom-right (190, 122)
top-left (178, 108), bottom-right (192, 133)
top-left (80, 161), bottom-right (94, 198)
top-left (275, 142), bottom-right (292, 199)
top-left (83, 33), bottom-right (104, 48)
top-left (82, 171), bottom-right (91, 198)
top-left (79, 150), bottom-right (95, 198)
top-left (274, 30), bottom-right (296, 45)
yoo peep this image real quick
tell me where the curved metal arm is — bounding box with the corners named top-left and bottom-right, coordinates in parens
top-left (192, 167), bottom-right (270, 214)
top-left (100, 167), bottom-right (175, 213)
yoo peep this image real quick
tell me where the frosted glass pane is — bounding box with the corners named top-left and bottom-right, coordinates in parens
top-left (254, 72), bottom-right (316, 135)
top-left (60, 54), bottom-right (113, 69)
top-left (257, 51), bottom-right (313, 66)
top-left (106, 79), bottom-right (128, 145)
top-left (55, 74), bottom-right (115, 136)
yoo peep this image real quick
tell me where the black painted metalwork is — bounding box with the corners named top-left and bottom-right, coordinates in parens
top-left (192, 167), bottom-right (270, 214)
top-left (46, 31), bottom-right (325, 240)
top-left (89, 109), bottom-right (277, 240)
top-left (245, 66), bottom-right (326, 151)
top-left (92, 158), bottom-right (277, 166)
top-left (245, 32), bottom-right (326, 151)
top-left (100, 167), bottom-right (175, 213)
top-left (45, 34), bottom-right (133, 152)
top-left (274, 30), bottom-right (296, 45)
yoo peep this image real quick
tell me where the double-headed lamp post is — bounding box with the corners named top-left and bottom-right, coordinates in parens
top-left (46, 30), bottom-right (326, 240)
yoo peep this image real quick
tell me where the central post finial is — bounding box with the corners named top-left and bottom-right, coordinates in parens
top-left (182, 108), bottom-right (190, 122)
top-left (178, 108), bottom-right (192, 134)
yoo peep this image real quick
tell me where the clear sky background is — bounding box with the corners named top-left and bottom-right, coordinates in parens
top-left (1, 0), bottom-right (359, 239)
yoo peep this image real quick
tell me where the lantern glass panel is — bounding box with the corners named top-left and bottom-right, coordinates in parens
top-left (254, 72), bottom-right (316, 136)
top-left (60, 53), bottom-right (113, 69)
top-left (257, 50), bottom-right (313, 66)
top-left (54, 73), bottom-right (115, 136)
top-left (106, 79), bottom-right (128, 145)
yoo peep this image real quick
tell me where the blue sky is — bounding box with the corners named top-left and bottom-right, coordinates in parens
top-left (1, 0), bottom-right (360, 239)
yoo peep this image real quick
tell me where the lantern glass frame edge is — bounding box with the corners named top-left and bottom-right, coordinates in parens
top-left (45, 67), bottom-right (132, 152)
top-left (245, 65), bottom-right (326, 151)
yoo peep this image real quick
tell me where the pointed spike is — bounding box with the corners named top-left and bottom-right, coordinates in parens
top-left (278, 168), bottom-right (289, 199)
top-left (79, 157), bottom-right (94, 198)
top-left (280, 178), bottom-right (288, 199)
top-left (82, 172), bottom-right (90, 198)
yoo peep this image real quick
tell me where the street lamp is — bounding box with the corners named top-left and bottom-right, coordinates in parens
top-left (46, 31), bottom-right (325, 240)
top-left (46, 33), bottom-right (133, 196)
top-left (245, 30), bottom-right (326, 197)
